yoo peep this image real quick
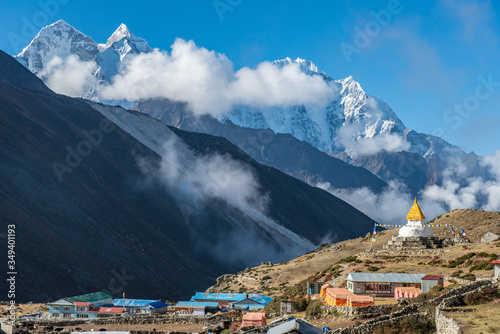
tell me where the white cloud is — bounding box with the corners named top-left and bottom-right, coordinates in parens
top-left (335, 97), bottom-right (410, 157)
top-left (153, 137), bottom-right (268, 212)
top-left (100, 39), bottom-right (336, 116)
top-left (421, 150), bottom-right (500, 212)
top-left (337, 122), bottom-right (410, 158)
top-left (324, 181), bottom-right (445, 225)
top-left (137, 136), bottom-right (315, 266)
top-left (319, 150), bottom-right (500, 226)
top-left (38, 55), bottom-right (97, 98)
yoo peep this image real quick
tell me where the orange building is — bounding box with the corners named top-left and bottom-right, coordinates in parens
top-left (347, 295), bottom-right (374, 307)
top-left (323, 287), bottom-right (353, 306)
top-left (320, 284), bottom-right (330, 298)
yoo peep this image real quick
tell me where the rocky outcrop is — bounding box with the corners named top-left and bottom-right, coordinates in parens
top-left (481, 232), bottom-right (500, 243)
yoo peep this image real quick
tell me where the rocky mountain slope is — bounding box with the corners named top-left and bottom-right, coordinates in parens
top-left (0, 50), bottom-right (377, 302)
top-left (132, 98), bottom-right (387, 193)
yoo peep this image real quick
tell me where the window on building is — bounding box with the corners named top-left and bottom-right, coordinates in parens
top-left (76, 307), bottom-right (87, 312)
top-left (77, 314), bottom-right (89, 318)
top-left (52, 306), bottom-right (59, 311)
top-left (63, 306), bottom-right (71, 311)
top-left (63, 313), bottom-right (72, 318)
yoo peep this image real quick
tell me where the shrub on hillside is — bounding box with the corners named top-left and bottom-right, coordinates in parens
top-left (464, 286), bottom-right (500, 305)
top-left (293, 298), bottom-right (309, 312)
top-left (372, 315), bottom-right (436, 334)
top-left (305, 300), bottom-right (321, 317)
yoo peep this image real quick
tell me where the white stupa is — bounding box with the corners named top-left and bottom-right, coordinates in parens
top-left (398, 198), bottom-right (434, 238)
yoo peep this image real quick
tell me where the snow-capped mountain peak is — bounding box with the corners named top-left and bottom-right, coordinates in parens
top-left (98, 23), bottom-right (152, 53)
top-left (105, 23), bottom-right (133, 48)
top-left (272, 57), bottom-right (330, 79)
top-left (16, 19), bottom-right (98, 74)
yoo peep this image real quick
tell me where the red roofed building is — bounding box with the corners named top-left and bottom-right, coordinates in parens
top-left (421, 275), bottom-right (444, 293)
top-left (90, 307), bottom-right (126, 317)
top-left (490, 260), bottom-right (500, 279)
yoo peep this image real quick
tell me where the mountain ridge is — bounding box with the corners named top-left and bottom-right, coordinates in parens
top-left (13, 20), bottom-right (489, 199)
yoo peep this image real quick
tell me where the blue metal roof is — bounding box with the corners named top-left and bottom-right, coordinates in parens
top-left (174, 301), bottom-right (219, 308)
top-left (112, 299), bottom-right (164, 308)
top-left (191, 292), bottom-right (245, 301)
top-left (191, 292), bottom-right (272, 304)
top-left (144, 301), bottom-right (168, 309)
top-left (247, 295), bottom-right (273, 305)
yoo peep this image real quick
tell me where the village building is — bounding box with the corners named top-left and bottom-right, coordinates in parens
top-left (267, 318), bottom-right (323, 334)
top-left (346, 273), bottom-right (426, 297)
top-left (322, 287), bottom-right (352, 306)
top-left (385, 198), bottom-right (441, 250)
top-left (420, 275), bottom-right (444, 293)
top-left (112, 299), bottom-right (168, 315)
top-left (232, 295), bottom-right (272, 310)
top-left (280, 301), bottom-right (293, 316)
top-left (241, 313), bottom-right (267, 327)
top-left (306, 282), bottom-right (323, 295)
top-left (394, 287), bottom-right (421, 300)
top-left (346, 295), bottom-right (374, 307)
top-left (173, 301), bottom-right (219, 316)
top-left (490, 260), bottom-right (500, 280)
top-left (48, 292), bottom-right (114, 319)
top-left (189, 292), bottom-right (272, 310)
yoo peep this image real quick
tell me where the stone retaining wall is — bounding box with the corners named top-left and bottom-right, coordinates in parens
top-left (21, 314), bottom-right (237, 328)
top-left (366, 249), bottom-right (446, 256)
top-left (321, 304), bottom-right (391, 317)
top-left (435, 309), bottom-right (463, 334)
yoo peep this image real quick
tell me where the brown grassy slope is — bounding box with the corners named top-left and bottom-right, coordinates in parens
top-left (208, 209), bottom-right (500, 297)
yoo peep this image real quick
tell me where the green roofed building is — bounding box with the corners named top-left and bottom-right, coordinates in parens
top-left (48, 292), bottom-right (116, 319)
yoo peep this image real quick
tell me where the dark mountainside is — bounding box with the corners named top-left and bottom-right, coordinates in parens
top-left (0, 50), bottom-right (225, 302)
top-left (133, 99), bottom-right (387, 193)
top-left (168, 126), bottom-right (377, 243)
top-left (0, 50), bottom-right (376, 302)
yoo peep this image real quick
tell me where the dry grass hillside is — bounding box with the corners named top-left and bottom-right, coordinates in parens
top-left (208, 209), bottom-right (500, 297)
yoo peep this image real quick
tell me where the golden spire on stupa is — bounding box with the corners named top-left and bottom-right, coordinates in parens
top-left (406, 197), bottom-right (426, 221)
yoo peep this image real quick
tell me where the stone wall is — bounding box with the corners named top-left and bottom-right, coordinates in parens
top-left (20, 313), bottom-right (238, 329)
top-left (365, 249), bottom-right (445, 256)
top-left (385, 236), bottom-right (441, 250)
top-left (435, 309), bottom-right (463, 334)
top-left (321, 304), bottom-right (391, 317)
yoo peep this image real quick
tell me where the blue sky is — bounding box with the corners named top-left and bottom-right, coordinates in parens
top-left (1, 0), bottom-right (500, 155)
